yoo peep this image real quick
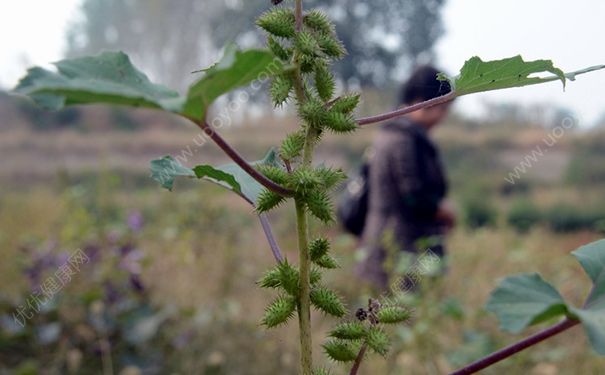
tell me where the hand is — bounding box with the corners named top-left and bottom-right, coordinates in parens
top-left (435, 200), bottom-right (456, 231)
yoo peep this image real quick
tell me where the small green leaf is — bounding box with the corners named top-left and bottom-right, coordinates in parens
top-left (150, 149), bottom-right (282, 205)
top-left (150, 156), bottom-right (195, 191)
top-left (485, 273), bottom-right (568, 333)
top-left (14, 51), bottom-right (181, 111)
top-left (439, 55), bottom-right (605, 96)
top-left (323, 339), bottom-right (358, 362)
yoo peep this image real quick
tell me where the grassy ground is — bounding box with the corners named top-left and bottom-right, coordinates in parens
top-left (1, 119), bottom-right (604, 374)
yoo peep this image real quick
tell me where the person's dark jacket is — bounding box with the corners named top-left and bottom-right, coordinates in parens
top-left (357, 117), bottom-right (448, 288)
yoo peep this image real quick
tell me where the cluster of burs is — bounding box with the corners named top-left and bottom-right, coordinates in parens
top-left (253, 4), bottom-right (411, 367)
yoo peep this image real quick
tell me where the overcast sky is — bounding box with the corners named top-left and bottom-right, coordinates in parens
top-left (1, 0), bottom-right (604, 125)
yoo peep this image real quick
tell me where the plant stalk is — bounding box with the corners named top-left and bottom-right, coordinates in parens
top-left (295, 198), bottom-right (313, 375)
top-left (356, 92), bottom-right (456, 126)
top-left (450, 318), bottom-right (579, 375)
top-left (349, 343), bottom-right (367, 375)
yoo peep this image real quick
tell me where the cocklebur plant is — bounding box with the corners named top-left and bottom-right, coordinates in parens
top-left (12, 0), bottom-right (605, 373)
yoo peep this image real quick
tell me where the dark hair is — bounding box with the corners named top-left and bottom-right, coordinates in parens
top-left (399, 65), bottom-right (451, 105)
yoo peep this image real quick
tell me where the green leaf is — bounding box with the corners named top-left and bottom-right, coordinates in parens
top-left (14, 47), bottom-right (286, 123)
top-left (570, 239), bottom-right (605, 354)
top-left (572, 239), bottom-right (605, 288)
top-left (150, 156), bottom-right (196, 191)
top-left (439, 55), bottom-right (605, 96)
top-left (485, 273), bottom-right (568, 333)
top-left (14, 51), bottom-right (181, 111)
top-left (150, 148), bottom-right (282, 205)
top-left (183, 46), bottom-right (284, 120)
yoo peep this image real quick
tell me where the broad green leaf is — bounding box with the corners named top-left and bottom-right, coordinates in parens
top-left (569, 305), bottom-right (605, 355)
top-left (14, 52), bottom-right (182, 111)
top-left (572, 239), bottom-right (605, 288)
top-left (149, 148), bottom-right (282, 205)
top-left (485, 273), bottom-right (568, 333)
top-left (439, 55), bottom-right (605, 96)
top-left (569, 239), bottom-right (605, 354)
top-left (182, 46), bottom-right (285, 120)
top-left (13, 47), bottom-right (285, 122)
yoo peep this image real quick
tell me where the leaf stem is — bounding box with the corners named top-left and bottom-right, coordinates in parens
top-left (355, 92), bottom-right (456, 126)
top-left (349, 343), bottom-right (367, 375)
top-left (450, 318), bottom-right (579, 375)
top-left (189, 118), bottom-right (293, 197)
top-left (258, 214), bottom-right (285, 263)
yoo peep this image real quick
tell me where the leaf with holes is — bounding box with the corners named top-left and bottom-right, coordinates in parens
top-left (438, 55), bottom-right (605, 96)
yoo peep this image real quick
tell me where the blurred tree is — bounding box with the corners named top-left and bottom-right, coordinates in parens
top-left (67, 0), bottom-right (446, 89)
top-left (66, 0), bottom-right (223, 90)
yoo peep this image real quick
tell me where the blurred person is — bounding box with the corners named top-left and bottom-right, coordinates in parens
top-left (357, 65), bottom-right (455, 290)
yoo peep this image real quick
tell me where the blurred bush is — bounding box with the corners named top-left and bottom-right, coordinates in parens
top-left (507, 199), bottom-right (542, 233)
top-left (461, 194), bottom-right (498, 229)
top-left (543, 204), bottom-right (603, 233)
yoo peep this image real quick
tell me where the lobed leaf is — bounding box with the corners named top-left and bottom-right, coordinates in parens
top-left (14, 51), bottom-right (181, 112)
top-left (439, 55), bottom-right (605, 97)
top-left (14, 47), bottom-right (286, 123)
top-left (150, 148), bottom-right (282, 205)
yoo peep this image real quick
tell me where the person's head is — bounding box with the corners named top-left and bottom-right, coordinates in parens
top-left (399, 65), bottom-right (453, 130)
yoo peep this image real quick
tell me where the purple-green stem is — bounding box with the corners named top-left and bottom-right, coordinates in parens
top-left (349, 343), bottom-right (367, 375)
top-left (450, 318), bottom-right (579, 374)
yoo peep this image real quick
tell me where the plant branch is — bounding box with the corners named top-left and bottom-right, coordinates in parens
top-left (189, 118), bottom-right (293, 197)
top-left (258, 214), bottom-right (285, 263)
top-left (356, 92), bottom-right (456, 126)
top-left (349, 343), bottom-right (367, 375)
top-left (450, 318), bottom-right (580, 375)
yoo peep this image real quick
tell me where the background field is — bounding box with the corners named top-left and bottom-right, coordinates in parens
top-left (1, 89), bottom-right (605, 374)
